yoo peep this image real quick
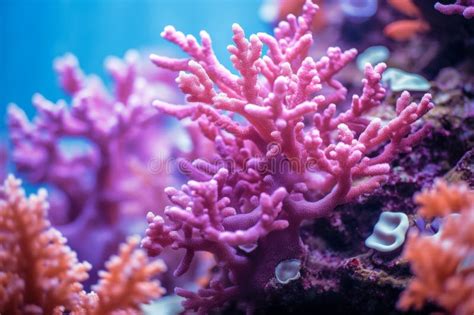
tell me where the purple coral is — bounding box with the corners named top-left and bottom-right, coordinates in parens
top-left (7, 51), bottom-right (180, 283)
top-left (0, 145), bottom-right (6, 182)
top-left (435, 0), bottom-right (474, 19)
top-left (142, 0), bottom-right (434, 313)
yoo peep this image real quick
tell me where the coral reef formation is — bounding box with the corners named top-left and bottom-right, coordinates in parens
top-left (2, 0), bottom-right (473, 313)
top-left (142, 0), bottom-right (434, 312)
top-left (399, 180), bottom-right (474, 314)
top-left (7, 51), bottom-right (179, 282)
top-left (0, 175), bottom-right (165, 314)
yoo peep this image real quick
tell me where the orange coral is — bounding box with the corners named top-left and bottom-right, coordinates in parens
top-left (0, 175), bottom-right (90, 314)
top-left (384, 0), bottom-right (429, 41)
top-left (277, 0), bottom-right (326, 32)
top-left (73, 236), bottom-right (166, 315)
top-left (384, 20), bottom-right (429, 41)
top-left (388, 0), bottom-right (420, 17)
top-left (0, 175), bottom-right (165, 315)
top-left (415, 180), bottom-right (474, 219)
top-left (398, 181), bottom-right (474, 314)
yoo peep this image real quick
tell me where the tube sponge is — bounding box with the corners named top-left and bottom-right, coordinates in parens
top-left (365, 212), bottom-right (410, 252)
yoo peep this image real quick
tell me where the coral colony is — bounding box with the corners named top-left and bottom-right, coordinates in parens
top-left (399, 181), bottom-right (474, 315)
top-left (142, 0), bottom-right (433, 312)
top-left (8, 51), bottom-right (179, 281)
top-left (0, 176), bottom-right (165, 314)
top-left (2, 0), bottom-right (474, 314)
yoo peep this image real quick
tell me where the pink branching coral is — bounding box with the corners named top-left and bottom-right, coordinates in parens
top-left (142, 0), bottom-right (434, 312)
top-left (275, 0), bottom-right (326, 32)
top-left (398, 180), bottom-right (474, 315)
top-left (0, 175), bottom-right (165, 314)
top-left (435, 0), bottom-right (474, 19)
top-left (8, 51), bottom-right (179, 279)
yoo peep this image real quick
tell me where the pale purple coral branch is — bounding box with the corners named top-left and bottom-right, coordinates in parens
top-left (435, 0), bottom-right (474, 18)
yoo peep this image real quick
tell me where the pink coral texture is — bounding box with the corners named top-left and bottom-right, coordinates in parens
top-left (142, 0), bottom-right (434, 313)
top-left (8, 51), bottom-right (179, 283)
top-left (435, 0), bottom-right (474, 19)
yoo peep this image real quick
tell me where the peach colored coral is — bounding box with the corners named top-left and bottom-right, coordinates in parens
top-left (0, 175), bottom-right (90, 314)
top-left (384, 0), bottom-right (430, 41)
top-left (398, 181), bottom-right (474, 315)
top-left (415, 180), bottom-right (474, 219)
top-left (0, 175), bottom-right (165, 315)
top-left (73, 236), bottom-right (167, 315)
top-left (388, 0), bottom-right (420, 17)
top-left (384, 20), bottom-right (429, 41)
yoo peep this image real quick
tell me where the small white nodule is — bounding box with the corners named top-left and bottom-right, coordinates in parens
top-left (238, 243), bottom-right (258, 253)
top-left (275, 259), bottom-right (302, 284)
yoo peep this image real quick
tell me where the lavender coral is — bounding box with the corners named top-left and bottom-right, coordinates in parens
top-left (0, 175), bottom-right (165, 314)
top-left (0, 145), bottom-right (6, 182)
top-left (435, 0), bottom-right (474, 18)
top-left (7, 51), bottom-right (179, 278)
top-left (398, 180), bottom-right (474, 314)
top-left (142, 0), bottom-right (434, 312)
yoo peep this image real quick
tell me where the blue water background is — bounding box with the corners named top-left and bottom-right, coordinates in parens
top-left (0, 0), bottom-right (269, 139)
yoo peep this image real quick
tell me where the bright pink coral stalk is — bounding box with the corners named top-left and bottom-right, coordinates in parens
top-left (435, 0), bottom-right (474, 19)
top-left (142, 0), bottom-right (434, 313)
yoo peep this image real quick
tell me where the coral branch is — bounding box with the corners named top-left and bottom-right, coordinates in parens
top-left (73, 236), bottom-right (166, 315)
top-left (143, 0), bottom-right (433, 312)
top-left (0, 176), bottom-right (165, 315)
top-left (0, 175), bottom-right (89, 314)
top-left (435, 0), bottom-right (474, 19)
top-left (8, 51), bottom-right (180, 282)
top-left (399, 181), bottom-right (474, 314)
top-left (415, 180), bottom-right (474, 219)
